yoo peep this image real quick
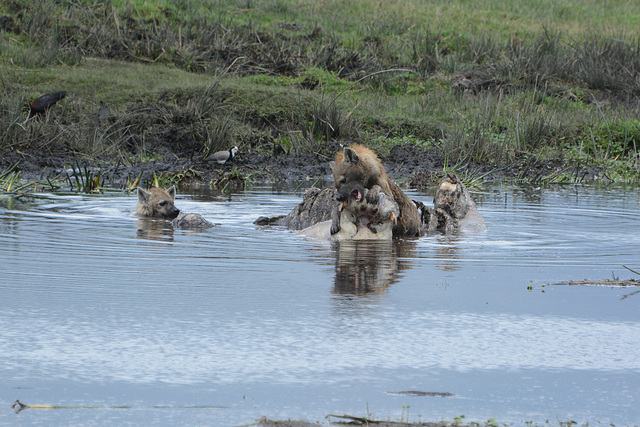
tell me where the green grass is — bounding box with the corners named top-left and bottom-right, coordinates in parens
top-left (1, 0), bottom-right (640, 183)
top-left (2, 58), bottom-right (213, 102)
top-left (105, 0), bottom-right (640, 40)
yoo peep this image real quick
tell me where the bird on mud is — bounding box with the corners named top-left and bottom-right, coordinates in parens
top-left (206, 146), bottom-right (238, 165)
top-left (28, 91), bottom-right (67, 119)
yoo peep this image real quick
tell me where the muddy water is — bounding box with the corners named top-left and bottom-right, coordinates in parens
top-left (1, 185), bottom-right (639, 426)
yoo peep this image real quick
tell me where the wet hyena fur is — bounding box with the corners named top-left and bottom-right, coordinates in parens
top-left (331, 185), bottom-right (399, 241)
top-left (416, 173), bottom-right (487, 234)
top-left (135, 186), bottom-right (180, 219)
top-left (172, 213), bottom-right (215, 229)
top-left (331, 144), bottom-right (422, 237)
top-left (254, 173), bottom-right (486, 237)
top-left (253, 187), bottom-right (337, 229)
top-left (433, 172), bottom-right (476, 219)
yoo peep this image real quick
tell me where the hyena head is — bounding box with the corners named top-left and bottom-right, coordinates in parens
top-left (434, 173), bottom-right (459, 208)
top-left (136, 186), bottom-right (180, 219)
top-left (332, 147), bottom-right (369, 203)
top-left (433, 173), bottom-right (469, 219)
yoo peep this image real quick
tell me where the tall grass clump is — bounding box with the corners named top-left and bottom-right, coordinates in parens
top-left (439, 115), bottom-right (510, 168)
top-left (0, 90), bottom-right (28, 151)
top-left (571, 36), bottom-right (640, 95)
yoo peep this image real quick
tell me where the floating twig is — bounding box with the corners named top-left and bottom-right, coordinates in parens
top-left (621, 264), bottom-right (640, 276)
top-left (548, 279), bottom-right (639, 287)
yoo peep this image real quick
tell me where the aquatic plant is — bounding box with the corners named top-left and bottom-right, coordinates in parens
top-left (0, 168), bottom-right (22, 195)
top-left (65, 161), bottom-right (102, 193)
top-left (0, 166), bottom-right (58, 197)
top-left (209, 167), bottom-right (256, 192)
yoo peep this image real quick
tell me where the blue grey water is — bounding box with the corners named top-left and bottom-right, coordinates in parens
top-left (0, 184), bottom-right (639, 426)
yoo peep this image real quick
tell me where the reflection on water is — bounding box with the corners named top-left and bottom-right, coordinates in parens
top-left (431, 235), bottom-right (465, 271)
top-left (1, 185), bottom-right (640, 426)
top-left (136, 217), bottom-right (175, 242)
top-left (332, 240), bottom-right (415, 295)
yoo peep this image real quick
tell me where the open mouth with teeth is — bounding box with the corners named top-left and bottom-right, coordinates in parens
top-left (340, 188), bottom-right (364, 213)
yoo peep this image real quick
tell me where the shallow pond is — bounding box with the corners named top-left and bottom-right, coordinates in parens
top-left (1, 184), bottom-right (639, 426)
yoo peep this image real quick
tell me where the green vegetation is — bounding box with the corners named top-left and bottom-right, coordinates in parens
top-left (0, 164), bottom-right (59, 197)
top-left (1, 0), bottom-right (639, 185)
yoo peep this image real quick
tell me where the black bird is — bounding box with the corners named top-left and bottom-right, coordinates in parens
top-left (206, 146), bottom-right (238, 164)
top-left (28, 91), bottom-right (66, 118)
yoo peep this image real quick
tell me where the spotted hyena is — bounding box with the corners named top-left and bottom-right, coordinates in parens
top-left (331, 185), bottom-right (399, 240)
top-left (331, 144), bottom-right (421, 237)
top-left (135, 186), bottom-right (180, 219)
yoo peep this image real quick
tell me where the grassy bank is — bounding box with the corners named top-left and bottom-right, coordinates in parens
top-left (1, 0), bottom-right (639, 186)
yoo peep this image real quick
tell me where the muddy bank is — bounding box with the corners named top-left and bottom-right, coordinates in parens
top-left (0, 142), bottom-right (604, 192)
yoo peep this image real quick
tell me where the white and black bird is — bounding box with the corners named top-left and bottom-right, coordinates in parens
top-left (206, 146), bottom-right (238, 165)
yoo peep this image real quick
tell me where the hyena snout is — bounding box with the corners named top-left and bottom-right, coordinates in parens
top-left (335, 177), bottom-right (364, 202)
top-left (160, 203), bottom-right (180, 219)
top-left (336, 186), bottom-right (363, 203)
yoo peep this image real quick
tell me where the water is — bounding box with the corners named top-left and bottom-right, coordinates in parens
top-left (1, 185), bottom-right (639, 426)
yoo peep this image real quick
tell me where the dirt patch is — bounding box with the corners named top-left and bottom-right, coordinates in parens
top-left (0, 145), bottom-right (396, 190)
top-left (2, 136), bottom-right (598, 192)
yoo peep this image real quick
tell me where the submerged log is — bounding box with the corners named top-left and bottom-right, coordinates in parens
top-left (548, 279), bottom-right (640, 287)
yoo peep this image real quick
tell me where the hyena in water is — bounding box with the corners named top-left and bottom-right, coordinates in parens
top-left (135, 186), bottom-right (180, 219)
top-left (331, 144), bottom-right (422, 237)
top-left (332, 185), bottom-right (399, 240)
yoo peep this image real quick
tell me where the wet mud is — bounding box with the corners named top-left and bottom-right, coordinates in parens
top-left (0, 141), bottom-right (604, 192)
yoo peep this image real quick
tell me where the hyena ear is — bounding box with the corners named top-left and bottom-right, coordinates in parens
top-left (137, 187), bottom-right (150, 203)
top-left (343, 147), bottom-right (359, 165)
top-left (167, 186), bottom-right (177, 200)
top-left (446, 172), bottom-right (459, 184)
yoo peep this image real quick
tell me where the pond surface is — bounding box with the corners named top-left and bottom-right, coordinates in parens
top-left (1, 184), bottom-right (639, 426)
